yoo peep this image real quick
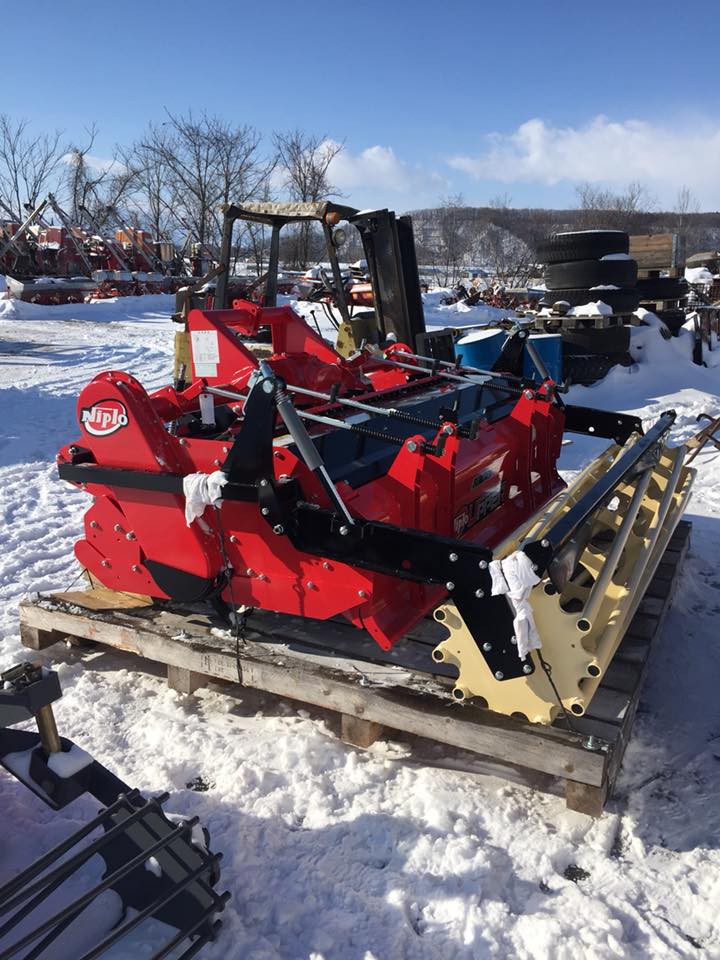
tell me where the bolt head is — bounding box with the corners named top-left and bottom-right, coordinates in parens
top-left (113, 523), bottom-right (123, 532)
top-left (522, 663), bottom-right (533, 675)
top-left (90, 520), bottom-right (99, 528)
top-left (179, 438), bottom-right (188, 446)
top-left (524, 390), bottom-right (534, 400)
top-left (261, 507), bottom-right (270, 516)
top-left (259, 478), bottom-right (268, 487)
top-left (445, 581), bottom-right (455, 591)
top-left (125, 531), bottom-right (135, 541)
top-left (214, 459), bottom-right (221, 467)
top-left (442, 424), bottom-right (453, 435)
top-left (101, 559), bottom-right (110, 567)
top-left (475, 588), bottom-right (484, 598)
top-left (323, 561), bottom-right (331, 570)
top-left (510, 635), bottom-right (517, 645)
top-left (406, 440), bottom-right (418, 453)
top-left (262, 380), bottom-right (274, 393)
top-left (494, 670), bottom-right (504, 680)
top-left (358, 589), bottom-right (367, 598)
top-left (449, 552), bottom-right (458, 562)
top-left (273, 524), bottom-right (284, 535)
top-left (339, 525), bottom-right (349, 536)
top-left (482, 642), bottom-right (492, 652)
top-left (306, 581), bottom-right (315, 590)
top-left (478, 560), bottom-right (488, 569)
top-left (541, 538), bottom-right (550, 548)
top-left (131, 564), bottom-right (140, 573)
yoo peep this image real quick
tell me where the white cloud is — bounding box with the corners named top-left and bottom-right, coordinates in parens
top-left (326, 140), bottom-right (445, 197)
top-left (448, 116), bottom-right (720, 205)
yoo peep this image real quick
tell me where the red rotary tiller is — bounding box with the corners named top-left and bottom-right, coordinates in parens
top-left (58, 300), bottom-right (698, 724)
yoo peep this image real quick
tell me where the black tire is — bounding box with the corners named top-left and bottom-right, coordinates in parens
top-left (655, 308), bottom-right (687, 335)
top-left (561, 325), bottom-right (630, 355)
top-left (537, 230), bottom-right (629, 264)
top-left (563, 352), bottom-right (633, 385)
top-left (540, 287), bottom-right (640, 313)
top-left (636, 277), bottom-right (689, 301)
top-left (545, 258), bottom-right (637, 290)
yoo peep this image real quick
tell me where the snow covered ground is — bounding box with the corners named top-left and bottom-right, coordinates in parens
top-left (1, 293), bottom-right (719, 959)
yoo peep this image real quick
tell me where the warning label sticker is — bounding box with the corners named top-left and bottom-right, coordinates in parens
top-left (191, 329), bottom-right (220, 378)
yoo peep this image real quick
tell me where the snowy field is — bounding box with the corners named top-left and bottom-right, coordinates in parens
top-left (1, 292), bottom-right (719, 959)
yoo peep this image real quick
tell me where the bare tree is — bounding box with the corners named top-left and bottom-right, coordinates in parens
top-left (135, 111), bottom-right (274, 253)
top-left (0, 114), bottom-right (65, 215)
top-left (63, 123), bottom-right (137, 232)
top-left (575, 181), bottom-right (656, 233)
top-left (434, 194), bottom-right (472, 287)
top-left (273, 130), bottom-right (342, 268)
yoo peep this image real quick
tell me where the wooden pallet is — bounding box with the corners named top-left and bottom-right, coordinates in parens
top-left (18, 522), bottom-right (691, 817)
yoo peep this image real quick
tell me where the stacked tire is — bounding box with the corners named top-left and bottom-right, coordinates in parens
top-left (537, 230), bottom-right (640, 316)
top-left (636, 276), bottom-right (690, 336)
top-left (536, 230), bottom-right (638, 384)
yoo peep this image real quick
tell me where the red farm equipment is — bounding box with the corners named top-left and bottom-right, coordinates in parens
top-left (57, 259), bottom-right (702, 724)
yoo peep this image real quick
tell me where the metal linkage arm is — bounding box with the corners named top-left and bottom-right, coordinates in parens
top-left (523, 411), bottom-right (676, 575)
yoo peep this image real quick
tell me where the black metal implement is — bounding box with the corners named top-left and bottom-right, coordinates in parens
top-left (523, 411), bottom-right (676, 574)
top-left (0, 665), bottom-right (228, 960)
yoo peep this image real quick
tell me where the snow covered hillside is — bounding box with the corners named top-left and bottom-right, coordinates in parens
top-left (0, 294), bottom-right (719, 959)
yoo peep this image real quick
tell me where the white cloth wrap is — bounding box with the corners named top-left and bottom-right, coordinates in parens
top-left (183, 470), bottom-right (227, 526)
top-left (488, 552), bottom-right (542, 660)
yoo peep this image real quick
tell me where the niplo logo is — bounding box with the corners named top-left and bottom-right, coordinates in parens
top-left (80, 399), bottom-right (129, 437)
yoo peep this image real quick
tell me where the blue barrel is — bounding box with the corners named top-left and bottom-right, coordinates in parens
top-left (523, 333), bottom-right (563, 382)
top-left (454, 329), bottom-right (506, 370)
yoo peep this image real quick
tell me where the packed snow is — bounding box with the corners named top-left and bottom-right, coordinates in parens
top-left (0, 292), bottom-right (719, 959)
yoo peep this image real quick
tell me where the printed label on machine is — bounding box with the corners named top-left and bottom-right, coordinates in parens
top-left (191, 330), bottom-right (220, 378)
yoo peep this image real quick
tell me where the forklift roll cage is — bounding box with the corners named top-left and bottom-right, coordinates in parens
top-left (215, 200), bottom-right (427, 349)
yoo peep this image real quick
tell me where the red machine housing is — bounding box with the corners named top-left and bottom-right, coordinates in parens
top-left (58, 301), bottom-right (564, 650)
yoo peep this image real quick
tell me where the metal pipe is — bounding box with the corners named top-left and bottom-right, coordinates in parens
top-left (286, 383), bottom-right (451, 431)
top-left (622, 451), bottom-right (684, 603)
top-left (47, 195), bottom-right (96, 275)
top-left (0, 796), bottom-right (168, 920)
top-left (0, 198), bottom-right (49, 261)
top-left (76, 855), bottom-right (224, 960)
top-left (523, 336), bottom-right (551, 381)
top-left (0, 818), bottom-right (200, 959)
top-left (400, 350), bottom-right (498, 378)
top-left (375, 355), bottom-right (481, 384)
top-left (0, 792), bottom-right (143, 906)
top-left (257, 362), bottom-right (355, 526)
top-left (34, 704), bottom-right (60, 754)
top-left (264, 224), bottom-right (281, 307)
top-left (321, 220), bottom-right (351, 326)
top-left (577, 466), bottom-right (653, 630)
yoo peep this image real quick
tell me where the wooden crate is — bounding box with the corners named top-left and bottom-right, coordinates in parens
top-left (18, 522), bottom-right (691, 817)
top-left (629, 233), bottom-right (682, 273)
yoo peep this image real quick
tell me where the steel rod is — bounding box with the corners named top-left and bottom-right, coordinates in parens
top-left (0, 795), bottom-right (166, 920)
top-left (0, 818), bottom-right (199, 959)
top-left (578, 467), bottom-right (653, 629)
top-left (76, 855), bottom-right (224, 960)
top-left (0, 792), bottom-right (141, 906)
top-left (150, 907), bottom-right (228, 960)
top-left (285, 383), bottom-right (451, 431)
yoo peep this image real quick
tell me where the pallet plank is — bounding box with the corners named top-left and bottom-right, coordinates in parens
top-left (17, 519), bottom-right (691, 815)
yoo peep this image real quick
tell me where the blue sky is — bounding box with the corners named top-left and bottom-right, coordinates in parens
top-left (4, 0), bottom-right (717, 211)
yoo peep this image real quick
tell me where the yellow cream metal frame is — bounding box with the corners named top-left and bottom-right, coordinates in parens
top-left (432, 437), bottom-right (695, 724)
